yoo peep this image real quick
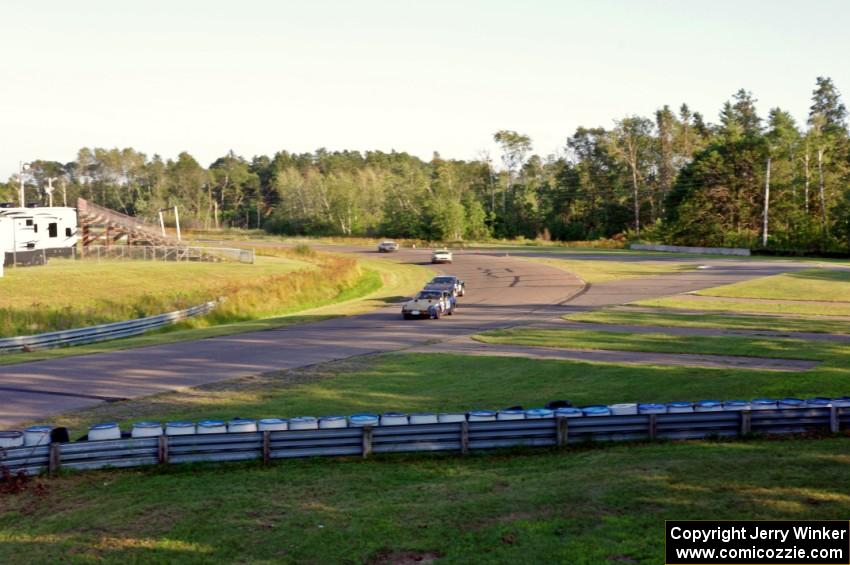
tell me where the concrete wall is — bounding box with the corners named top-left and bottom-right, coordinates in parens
top-left (630, 243), bottom-right (751, 256)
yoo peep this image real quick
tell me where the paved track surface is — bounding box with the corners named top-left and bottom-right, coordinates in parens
top-left (0, 247), bottom-right (805, 426)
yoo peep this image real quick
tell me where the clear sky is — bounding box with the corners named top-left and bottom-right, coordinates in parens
top-left (2, 0), bottom-right (849, 177)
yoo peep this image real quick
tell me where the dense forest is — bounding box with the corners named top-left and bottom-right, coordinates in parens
top-left (3, 77), bottom-right (848, 251)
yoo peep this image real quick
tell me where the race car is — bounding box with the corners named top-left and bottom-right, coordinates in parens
top-left (431, 248), bottom-right (453, 264)
top-left (377, 240), bottom-right (399, 252)
top-left (401, 289), bottom-right (455, 319)
top-left (427, 275), bottom-right (465, 297)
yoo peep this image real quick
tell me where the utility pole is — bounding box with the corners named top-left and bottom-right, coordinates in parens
top-left (159, 210), bottom-right (166, 237)
top-left (762, 157), bottom-right (771, 248)
top-left (173, 206), bottom-right (181, 241)
top-left (45, 177), bottom-right (58, 207)
top-left (61, 178), bottom-right (67, 207)
top-left (18, 162), bottom-right (30, 207)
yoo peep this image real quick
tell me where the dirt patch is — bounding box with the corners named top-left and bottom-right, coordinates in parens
top-left (368, 549), bottom-right (443, 564)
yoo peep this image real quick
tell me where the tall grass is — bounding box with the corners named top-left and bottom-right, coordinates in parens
top-left (0, 250), bottom-right (369, 338)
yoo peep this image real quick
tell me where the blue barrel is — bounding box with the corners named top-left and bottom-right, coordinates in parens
top-left (722, 400), bottom-right (751, 411)
top-left (831, 397), bottom-right (850, 408)
top-left (554, 407), bottom-right (583, 418)
top-left (778, 398), bottom-right (805, 408)
top-left (695, 400), bottom-right (723, 412)
top-left (468, 410), bottom-right (497, 422)
top-left (751, 398), bottom-right (777, 410)
top-left (197, 419), bottom-right (227, 434)
top-left (349, 414), bottom-right (380, 427)
top-left (805, 397), bottom-right (831, 407)
top-left (638, 403), bottom-right (666, 414)
top-left (525, 408), bottom-right (554, 419)
top-left (581, 405), bottom-right (611, 417)
top-left (497, 409), bottom-right (526, 421)
top-left (258, 418), bottom-right (289, 431)
top-left (667, 401), bottom-right (694, 413)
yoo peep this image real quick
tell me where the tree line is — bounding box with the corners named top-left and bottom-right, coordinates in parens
top-left (3, 76), bottom-right (848, 251)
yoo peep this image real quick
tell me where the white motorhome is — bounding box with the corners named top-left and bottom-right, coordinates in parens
top-left (0, 205), bottom-right (79, 266)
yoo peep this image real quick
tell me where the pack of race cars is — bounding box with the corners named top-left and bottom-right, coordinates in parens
top-left (401, 274), bottom-right (466, 320)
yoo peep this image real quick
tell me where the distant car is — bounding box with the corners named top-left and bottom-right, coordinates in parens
top-left (377, 240), bottom-right (399, 253)
top-left (401, 289), bottom-right (455, 319)
top-left (431, 248), bottom-right (453, 264)
top-left (428, 275), bottom-right (465, 297)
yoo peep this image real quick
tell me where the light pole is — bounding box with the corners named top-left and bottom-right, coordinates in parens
top-left (18, 162), bottom-right (30, 207)
top-left (45, 177), bottom-right (58, 207)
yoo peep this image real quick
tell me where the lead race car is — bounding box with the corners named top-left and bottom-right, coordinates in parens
top-left (425, 275), bottom-right (466, 297)
top-left (431, 248), bottom-right (453, 264)
top-left (401, 289), bottom-right (455, 319)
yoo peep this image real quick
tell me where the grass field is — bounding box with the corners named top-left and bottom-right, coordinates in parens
top-left (565, 308), bottom-right (850, 334)
top-left (522, 257), bottom-right (694, 283)
top-left (4, 352), bottom-right (850, 564)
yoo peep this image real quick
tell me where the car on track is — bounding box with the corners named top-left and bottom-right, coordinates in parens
top-left (427, 275), bottom-right (465, 297)
top-left (401, 289), bottom-right (455, 319)
top-left (377, 240), bottom-right (399, 252)
top-left (431, 248), bottom-right (453, 264)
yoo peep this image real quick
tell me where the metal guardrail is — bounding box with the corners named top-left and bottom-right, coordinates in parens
top-left (0, 300), bottom-right (217, 354)
top-left (78, 245), bottom-right (255, 264)
top-left (3, 407), bottom-right (846, 476)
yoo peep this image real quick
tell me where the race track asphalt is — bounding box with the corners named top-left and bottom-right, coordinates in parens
top-left (0, 247), bottom-right (802, 427)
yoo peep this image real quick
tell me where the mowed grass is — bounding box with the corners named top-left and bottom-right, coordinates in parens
top-left (696, 268), bottom-right (850, 301)
top-left (5, 353), bottom-right (850, 564)
top-left (565, 308), bottom-right (850, 335)
top-left (526, 257), bottom-right (694, 283)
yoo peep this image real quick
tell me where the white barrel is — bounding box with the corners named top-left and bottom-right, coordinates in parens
top-left (778, 398), bottom-right (805, 409)
top-left (380, 413), bottom-right (409, 426)
top-left (89, 423), bottom-right (121, 441)
top-left (228, 419), bottom-right (258, 433)
top-left (554, 407), bottom-right (582, 418)
top-left (131, 422), bottom-right (163, 438)
top-left (695, 400), bottom-right (723, 412)
top-left (24, 425), bottom-right (52, 446)
top-left (751, 398), bottom-right (777, 411)
top-left (497, 409), bottom-right (525, 421)
top-left (197, 420), bottom-right (227, 434)
top-left (165, 421), bottom-right (196, 436)
top-left (409, 413), bottom-right (438, 425)
top-left (438, 413), bottom-right (466, 423)
top-left (832, 397), bottom-right (850, 408)
top-left (468, 410), bottom-right (496, 422)
top-left (667, 402), bottom-right (694, 414)
top-left (525, 408), bottom-right (554, 419)
top-left (638, 403), bottom-right (666, 414)
top-left (348, 414), bottom-right (379, 427)
top-left (258, 418), bottom-right (288, 431)
top-left (722, 401), bottom-right (751, 411)
top-left (581, 406), bottom-right (611, 417)
top-left (806, 398), bottom-right (831, 408)
top-left (289, 416), bottom-right (318, 430)
top-left (609, 403), bottom-right (638, 416)
top-left (0, 431), bottom-right (24, 448)
top-left (319, 416), bottom-right (348, 429)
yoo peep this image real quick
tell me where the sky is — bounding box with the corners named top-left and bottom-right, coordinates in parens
top-left (2, 0), bottom-right (849, 178)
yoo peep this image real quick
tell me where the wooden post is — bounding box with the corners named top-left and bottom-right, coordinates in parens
top-left (830, 406), bottom-right (839, 434)
top-left (648, 414), bottom-right (657, 440)
top-left (460, 420), bottom-right (469, 455)
top-left (556, 417), bottom-right (569, 447)
top-left (48, 443), bottom-right (61, 476)
top-left (262, 431), bottom-right (271, 464)
top-left (158, 434), bottom-right (169, 464)
top-left (361, 426), bottom-right (373, 459)
top-left (740, 411), bottom-right (751, 436)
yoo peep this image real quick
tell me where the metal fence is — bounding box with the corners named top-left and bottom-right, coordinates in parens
top-left (3, 407), bottom-right (847, 477)
top-left (0, 300), bottom-right (217, 354)
top-left (77, 245), bottom-right (255, 264)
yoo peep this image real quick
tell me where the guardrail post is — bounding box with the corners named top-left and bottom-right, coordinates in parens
top-left (460, 420), bottom-right (469, 455)
top-left (158, 435), bottom-right (169, 464)
top-left (648, 414), bottom-right (657, 440)
top-left (830, 406), bottom-right (840, 433)
top-left (739, 411), bottom-right (751, 436)
top-left (361, 426), bottom-right (373, 459)
top-left (48, 442), bottom-right (61, 476)
top-left (556, 417), bottom-right (569, 447)
top-left (262, 431), bottom-right (271, 464)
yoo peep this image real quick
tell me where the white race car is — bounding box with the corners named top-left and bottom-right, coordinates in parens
top-left (431, 248), bottom-right (453, 264)
top-left (377, 240), bottom-right (399, 252)
top-left (401, 289), bottom-right (455, 319)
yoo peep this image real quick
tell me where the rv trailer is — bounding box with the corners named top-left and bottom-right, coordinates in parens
top-left (0, 204), bottom-right (79, 266)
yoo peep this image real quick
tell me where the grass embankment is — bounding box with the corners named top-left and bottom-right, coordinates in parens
top-left (566, 308), bottom-right (850, 335)
top-left (5, 352), bottom-right (850, 563)
top-left (525, 257), bottom-right (694, 283)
